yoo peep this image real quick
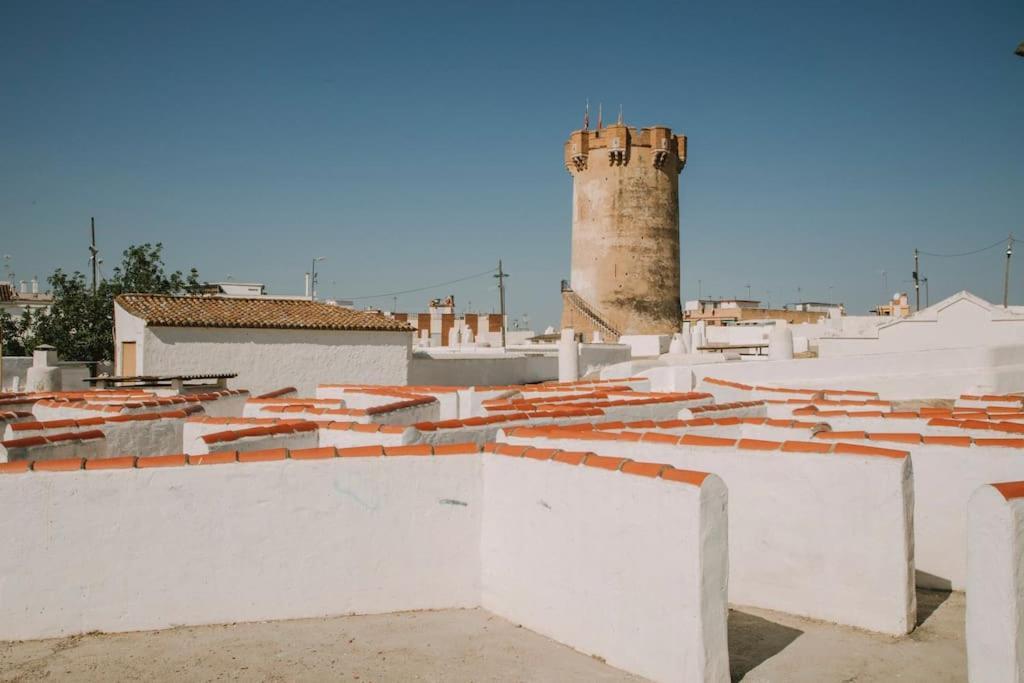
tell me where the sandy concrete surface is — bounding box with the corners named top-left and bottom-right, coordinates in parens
top-left (0, 590), bottom-right (965, 682)
top-left (0, 608), bottom-right (644, 683)
top-left (732, 589), bottom-right (965, 682)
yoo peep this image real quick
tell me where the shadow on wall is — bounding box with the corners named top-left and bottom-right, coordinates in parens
top-left (728, 609), bottom-right (803, 682)
top-left (916, 588), bottom-right (952, 628)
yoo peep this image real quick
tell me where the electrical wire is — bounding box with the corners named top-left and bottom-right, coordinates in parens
top-left (347, 267), bottom-right (498, 301)
top-left (919, 235), bottom-right (1015, 258)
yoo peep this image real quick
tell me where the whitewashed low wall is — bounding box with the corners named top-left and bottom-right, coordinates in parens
top-left (182, 418), bottom-right (281, 453)
top-left (577, 343), bottom-right (632, 376)
top-left (408, 352), bottom-right (558, 387)
top-left (680, 401), bottom-right (767, 420)
top-left (482, 452), bottom-right (728, 683)
top-left (880, 441), bottom-right (1024, 591)
top-left (618, 334), bottom-right (670, 357)
top-left (500, 430), bottom-right (914, 635)
top-left (458, 388), bottom-right (516, 420)
top-left (0, 455), bottom-right (482, 640)
top-left (690, 344), bottom-right (1024, 400)
top-left (0, 432), bottom-right (106, 463)
top-left (0, 450), bottom-right (729, 683)
top-left (100, 417), bottom-right (185, 457)
top-left (242, 398), bottom-right (341, 418)
top-left (967, 482), bottom-right (1024, 683)
top-left (5, 415), bottom-right (190, 459)
top-left (186, 424), bottom-right (318, 455)
top-left (319, 423), bottom-right (412, 449)
top-left (196, 392), bottom-right (249, 417)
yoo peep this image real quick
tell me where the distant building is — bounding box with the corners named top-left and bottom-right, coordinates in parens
top-left (0, 279), bottom-right (52, 318)
top-left (373, 295), bottom-right (526, 347)
top-left (198, 281), bottom-right (339, 303)
top-left (873, 293), bottom-right (911, 317)
top-left (791, 301), bottom-right (846, 316)
top-left (113, 294), bottom-right (413, 394)
top-left (199, 281), bottom-right (267, 297)
top-left (684, 298), bottom-right (828, 326)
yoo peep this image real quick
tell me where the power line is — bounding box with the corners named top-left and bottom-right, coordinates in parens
top-left (347, 267), bottom-right (498, 301)
top-left (919, 236), bottom-right (1015, 258)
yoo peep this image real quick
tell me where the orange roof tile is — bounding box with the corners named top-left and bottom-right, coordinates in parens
top-left (116, 294), bottom-right (412, 332)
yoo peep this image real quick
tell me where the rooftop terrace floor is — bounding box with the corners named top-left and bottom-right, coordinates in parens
top-left (0, 590), bottom-right (964, 682)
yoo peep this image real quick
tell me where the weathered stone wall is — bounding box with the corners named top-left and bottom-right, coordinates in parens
top-left (562, 125), bottom-right (685, 336)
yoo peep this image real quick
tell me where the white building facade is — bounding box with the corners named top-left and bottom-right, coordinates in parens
top-left (114, 295), bottom-right (413, 394)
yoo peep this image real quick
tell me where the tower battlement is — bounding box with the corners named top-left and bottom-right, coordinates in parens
top-left (564, 125), bottom-right (687, 173)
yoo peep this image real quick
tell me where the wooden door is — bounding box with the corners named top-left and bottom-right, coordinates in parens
top-left (121, 342), bottom-right (137, 377)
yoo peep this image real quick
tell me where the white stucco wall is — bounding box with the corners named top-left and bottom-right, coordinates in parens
top-left (899, 443), bottom-right (1024, 590)
top-left (138, 326), bottom-right (411, 396)
top-left (684, 345), bottom-right (1024, 399)
top-left (500, 431), bottom-right (915, 635)
top-left (0, 452), bottom-right (731, 682)
top-left (966, 483), bottom-right (1024, 683)
top-left (407, 352), bottom-right (558, 387)
top-left (0, 433), bottom-right (106, 463)
top-left (481, 455), bottom-right (729, 683)
top-left (0, 456), bottom-right (482, 640)
top-left (1, 358), bottom-right (94, 393)
top-left (618, 334), bottom-right (671, 357)
top-left (819, 292), bottom-right (1024, 358)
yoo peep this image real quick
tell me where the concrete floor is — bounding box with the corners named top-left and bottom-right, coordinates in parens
top-left (0, 590), bottom-right (965, 682)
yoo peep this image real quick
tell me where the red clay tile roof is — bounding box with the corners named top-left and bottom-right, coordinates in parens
top-left (0, 283), bottom-right (11, 302)
top-left (116, 294), bottom-right (413, 332)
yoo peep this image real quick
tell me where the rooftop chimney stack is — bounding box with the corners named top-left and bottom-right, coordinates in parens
top-left (31, 277), bottom-right (38, 294)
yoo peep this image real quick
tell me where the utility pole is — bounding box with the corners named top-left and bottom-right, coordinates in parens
top-left (494, 260), bottom-right (509, 348)
top-left (913, 248), bottom-right (920, 312)
top-left (1004, 235), bottom-right (1014, 308)
top-left (89, 217), bottom-right (98, 295)
top-left (311, 256), bottom-right (325, 301)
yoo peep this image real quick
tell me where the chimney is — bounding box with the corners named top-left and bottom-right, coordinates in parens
top-left (304, 273), bottom-right (311, 299)
top-left (31, 276), bottom-right (38, 294)
top-left (19, 280), bottom-right (27, 294)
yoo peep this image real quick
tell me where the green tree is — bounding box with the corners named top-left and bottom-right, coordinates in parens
top-left (0, 308), bottom-right (36, 357)
top-left (32, 243), bottom-right (199, 363)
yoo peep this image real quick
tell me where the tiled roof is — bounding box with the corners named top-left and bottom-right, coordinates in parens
top-left (0, 283), bottom-right (11, 302)
top-left (116, 294), bottom-right (413, 332)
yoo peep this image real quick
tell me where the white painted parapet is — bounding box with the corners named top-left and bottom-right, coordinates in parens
top-left (619, 334), bottom-right (671, 357)
top-left (679, 400), bottom-right (767, 420)
top-left (185, 422), bottom-right (318, 455)
top-left (0, 450), bottom-right (482, 640)
top-left (499, 428), bottom-right (915, 635)
top-left (482, 446), bottom-right (728, 682)
top-left (810, 433), bottom-right (1024, 590)
top-left (967, 481), bottom-right (1024, 683)
top-left (0, 444), bottom-right (729, 682)
top-left (0, 430), bottom-right (106, 463)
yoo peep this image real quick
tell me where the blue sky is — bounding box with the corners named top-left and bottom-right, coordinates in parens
top-left (2, 1), bottom-right (1022, 327)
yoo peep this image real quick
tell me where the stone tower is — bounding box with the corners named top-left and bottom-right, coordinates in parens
top-left (561, 121), bottom-right (687, 339)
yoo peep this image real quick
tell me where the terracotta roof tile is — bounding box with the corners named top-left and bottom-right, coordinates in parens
top-left (116, 294), bottom-right (413, 332)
